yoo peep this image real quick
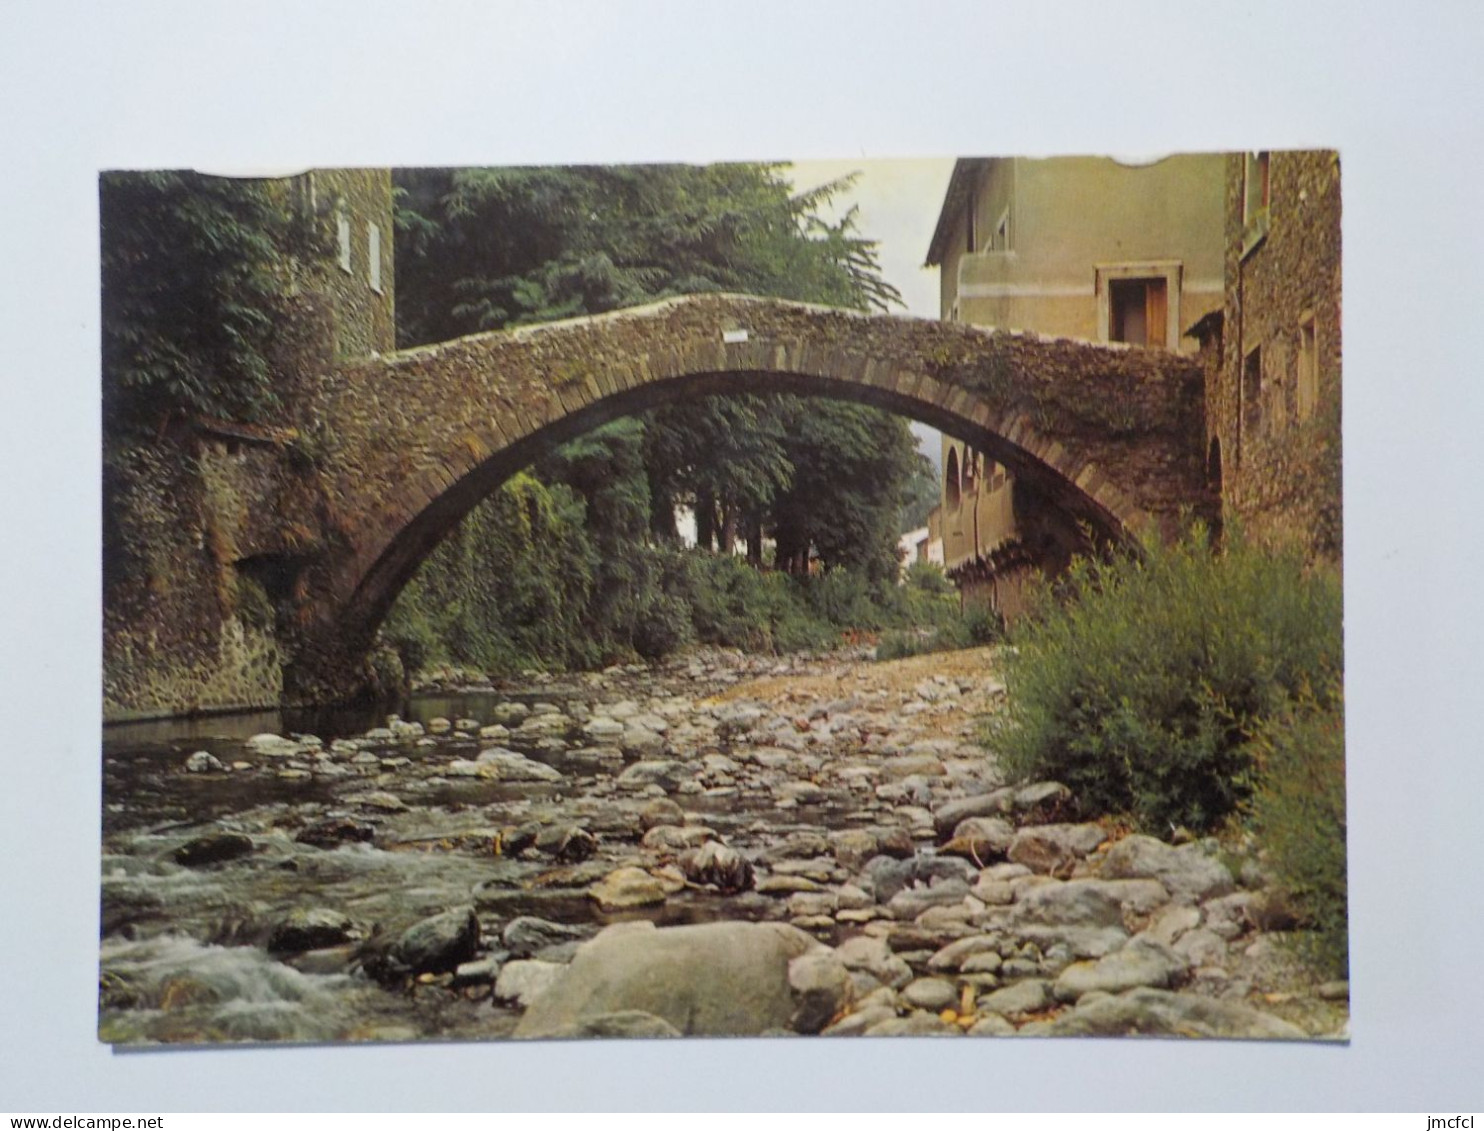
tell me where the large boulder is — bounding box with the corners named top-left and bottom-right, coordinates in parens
top-left (1052, 938), bottom-right (1188, 1001)
top-left (513, 921), bottom-right (823, 1038)
top-left (390, 906), bottom-right (481, 975)
top-left (1099, 835), bottom-right (1234, 901)
top-left (1006, 823), bottom-right (1106, 874)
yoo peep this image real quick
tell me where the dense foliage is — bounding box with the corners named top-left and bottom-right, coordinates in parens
top-left (386, 162), bottom-right (937, 670)
top-left (1248, 687), bottom-right (1349, 977)
top-left (991, 531), bottom-right (1344, 834)
top-left (100, 171), bottom-right (299, 436)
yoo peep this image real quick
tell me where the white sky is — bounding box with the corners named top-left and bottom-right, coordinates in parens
top-left (785, 158), bottom-right (954, 319)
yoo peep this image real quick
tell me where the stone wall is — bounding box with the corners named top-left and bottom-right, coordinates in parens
top-left (103, 443), bottom-right (285, 719)
top-left (298, 169), bottom-right (396, 359)
top-left (102, 170), bottom-right (396, 721)
top-left (1208, 151), bottom-right (1343, 558)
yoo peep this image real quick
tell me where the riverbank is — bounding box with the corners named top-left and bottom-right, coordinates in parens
top-left (98, 643), bottom-right (1347, 1044)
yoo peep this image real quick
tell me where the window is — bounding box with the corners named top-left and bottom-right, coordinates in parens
top-left (336, 206), bottom-right (352, 273)
top-left (945, 448), bottom-right (962, 508)
top-left (1242, 151), bottom-right (1271, 256)
top-left (368, 222), bottom-right (382, 294)
top-left (965, 198), bottom-right (977, 253)
top-left (1242, 346), bottom-right (1263, 438)
top-left (1109, 277), bottom-right (1168, 347)
top-left (1297, 315), bottom-right (1318, 421)
top-left (1097, 263), bottom-right (1180, 350)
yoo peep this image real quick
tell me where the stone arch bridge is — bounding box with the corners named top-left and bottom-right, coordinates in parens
top-left (267, 293), bottom-right (1207, 701)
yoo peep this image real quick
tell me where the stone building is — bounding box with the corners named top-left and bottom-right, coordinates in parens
top-left (924, 155), bottom-right (1226, 614)
top-left (103, 168), bottom-right (396, 720)
top-left (1195, 150), bottom-right (1342, 559)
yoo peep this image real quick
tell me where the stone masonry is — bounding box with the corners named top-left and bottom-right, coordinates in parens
top-left (1206, 150), bottom-right (1342, 558)
top-left (289, 294), bottom-right (1209, 702)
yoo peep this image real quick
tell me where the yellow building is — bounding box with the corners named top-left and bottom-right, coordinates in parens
top-left (925, 154), bottom-right (1225, 615)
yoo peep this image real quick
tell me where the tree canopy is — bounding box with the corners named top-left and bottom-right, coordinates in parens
top-left (390, 161), bottom-right (937, 669)
top-left (100, 171), bottom-right (299, 436)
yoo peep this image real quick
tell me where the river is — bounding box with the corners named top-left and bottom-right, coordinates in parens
top-left (97, 644), bottom-right (1346, 1045)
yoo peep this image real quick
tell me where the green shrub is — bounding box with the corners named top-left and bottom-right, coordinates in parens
top-left (1249, 688), bottom-right (1348, 978)
top-left (992, 531), bottom-right (1342, 833)
top-left (904, 560), bottom-right (954, 596)
top-left (873, 599), bottom-right (1002, 661)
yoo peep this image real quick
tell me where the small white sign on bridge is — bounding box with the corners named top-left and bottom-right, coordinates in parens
top-left (722, 328), bottom-right (749, 343)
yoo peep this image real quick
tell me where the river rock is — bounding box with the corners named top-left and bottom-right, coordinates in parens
top-left (588, 866), bottom-right (672, 910)
top-left (886, 876), bottom-right (972, 920)
top-left (863, 1011), bottom-right (961, 1037)
top-left (638, 797), bottom-right (685, 830)
top-left (822, 1004), bottom-right (899, 1037)
top-left (932, 788), bottom-right (1016, 836)
top-left (621, 726), bottom-right (667, 759)
top-left (267, 908), bottom-right (355, 954)
top-left (345, 790), bottom-right (407, 812)
top-left (391, 906), bottom-right (481, 974)
top-left (502, 916), bottom-right (590, 958)
top-left (902, 977), bottom-right (958, 1012)
top-left (494, 959), bottom-right (564, 1009)
top-left (184, 751), bottom-right (225, 773)
top-left (1013, 781), bottom-right (1072, 813)
top-left (1007, 823), bottom-right (1107, 873)
top-left (642, 824), bottom-right (716, 851)
top-left (1052, 938), bottom-right (1187, 1001)
top-left (538, 1010), bottom-right (683, 1040)
top-left (787, 951), bottom-right (853, 1033)
top-left (1099, 835), bottom-right (1234, 901)
top-left (835, 934), bottom-right (913, 988)
top-left (926, 935), bottom-right (1003, 973)
top-left (829, 829), bottom-right (880, 871)
top-left (245, 733), bottom-right (300, 757)
top-left (978, 978), bottom-right (1052, 1017)
top-left (474, 748), bottom-right (564, 783)
top-left (513, 921), bottom-right (822, 1038)
top-left (1142, 903), bottom-right (1202, 947)
top-left (1011, 879), bottom-right (1126, 928)
top-left (616, 760), bottom-right (684, 791)
top-left (295, 818), bottom-right (369, 852)
top-left (942, 816), bottom-right (1014, 859)
top-left (1028, 986), bottom-right (1308, 1039)
top-left (1201, 891), bottom-right (1256, 940)
top-left (518, 712), bottom-right (572, 738)
top-left (965, 1013), bottom-right (1018, 1036)
top-left (1172, 927), bottom-right (1229, 967)
top-left (582, 717), bottom-right (627, 742)
top-left (680, 840), bottom-right (754, 893)
top-left (534, 825), bottom-right (598, 863)
top-left (172, 832), bottom-right (253, 868)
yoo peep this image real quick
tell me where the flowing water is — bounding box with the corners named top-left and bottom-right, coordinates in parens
top-left (98, 655), bottom-right (898, 1045)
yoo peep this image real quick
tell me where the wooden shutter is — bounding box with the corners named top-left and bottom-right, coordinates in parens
top-left (1146, 279), bottom-right (1168, 348)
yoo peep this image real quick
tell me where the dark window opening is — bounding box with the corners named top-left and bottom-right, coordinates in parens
top-left (1109, 277), bottom-right (1168, 347)
top-left (945, 448), bottom-right (962, 507)
top-left (1242, 346), bottom-right (1263, 439)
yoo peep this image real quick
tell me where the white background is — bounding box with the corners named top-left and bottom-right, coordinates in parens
top-left (2, 0), bottom-right (1482, 1112)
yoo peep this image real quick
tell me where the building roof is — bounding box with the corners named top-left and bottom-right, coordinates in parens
top-left (1184, 309), bottom-right (1225, 343)
top-left (924, 157), bottom-right (992, 268)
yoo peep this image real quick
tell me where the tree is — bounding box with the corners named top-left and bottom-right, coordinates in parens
top-left (100, 171), bottom-right (297, 436)
top-left (390, 161), bottom-right (925, 664)
top-left (393, 163), bottom-right (901, 348)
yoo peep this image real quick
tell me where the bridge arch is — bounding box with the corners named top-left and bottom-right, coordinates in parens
top-left (300, 294), bottom-right (1207, 698)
